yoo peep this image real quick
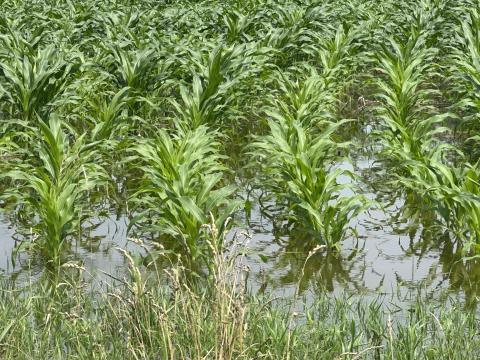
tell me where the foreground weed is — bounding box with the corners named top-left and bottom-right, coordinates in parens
top-left (0, 255), bottom-right (479, 359)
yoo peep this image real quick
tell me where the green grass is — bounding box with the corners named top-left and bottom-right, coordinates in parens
top-left (0, 252), bottom-right (478, 360)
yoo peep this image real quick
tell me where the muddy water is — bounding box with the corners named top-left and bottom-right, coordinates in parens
top-left (1, 157), bottom-right (480, 306)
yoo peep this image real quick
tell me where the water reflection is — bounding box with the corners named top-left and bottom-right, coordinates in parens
top-left (276, 248), bottom-right (362, 293)
top-left (439, 240), bottom-right (480, 307)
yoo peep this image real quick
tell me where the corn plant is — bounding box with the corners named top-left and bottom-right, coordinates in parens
top-left (252, 67), bottom-right (370, 248)
top-left (397, 159), bottom-right (480, 250)
top-left (107, 45), bottom-right (158, 94)
top-left (374, 33), bottom-right (450, 170)
top-left (450, 6), bottom-right (480, 153)
top-left (85, 87), bottom-right (131, 197)
top-left (271, 67), bottom-right (337, 125)
top-left (0, 44), bottom-right (77, 123)
top-left (1, 115), bottom-right (106, 266)
top-left (130, 125), bottom-right (241, 260)
top-left (223, 10), bottom-right (254, 44)
top-left (253, 112), bottom-right (369, 248)
top-left (374, 30), bottom-right (445, 211)
top-left (0, 17), bottom-right (45, 59)
top-left (87, 87), bottom-right (130, 142)
top-left (375, 27), bottom-right (480, 251)
top-left (172, 45), bottom-right (252, 129)
top-left (316, 23), bottom-right (366, 95)
top-left (261, 6), bottom-right (315, 66)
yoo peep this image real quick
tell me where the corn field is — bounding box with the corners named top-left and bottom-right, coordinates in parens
top-left (1, 0), bottom-right (480, 358)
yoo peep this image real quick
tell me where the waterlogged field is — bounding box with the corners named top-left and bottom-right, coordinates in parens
top-left (1, 0), bottom-right (480, 358)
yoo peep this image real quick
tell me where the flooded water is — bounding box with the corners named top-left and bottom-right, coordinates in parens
top-left (240, 161), bottom-right (443, 303)
top-left (238, 155), bottom-right (480, 306)
top-left (1, 154), bottom-right (480, 307)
